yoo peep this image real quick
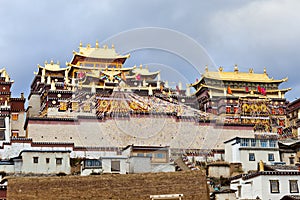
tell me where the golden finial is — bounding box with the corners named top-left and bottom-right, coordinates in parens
top-left (139, 64), bottom-right (143, 69)
top-left (112, 44), bottom-right (115, 49)
top-left (79, 41), bottom-right (82, 48)
top-left (218, 66), bottom-right (223, 72)
top-left (50, 60), bottom-right (54, 65)
top-left (96, 40), bottom-right (99, 48)
top-left (205, 65), bottom-right (208, 72)
top-left (249, 68), bottom-right (253, 73)
top-left (57, 61), bottom-right (60, 65)
top-left (234, 64), bottom-right (238, 72)
top-left (87, 43), bottom-right (91, 48)
top-left (44, 61), bottom-right (48, 65)
top-left (264, 67), bottom-right (267, 75)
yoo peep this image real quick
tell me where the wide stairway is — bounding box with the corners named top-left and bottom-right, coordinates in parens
top-left (174, 156), bottom-right (191, 171)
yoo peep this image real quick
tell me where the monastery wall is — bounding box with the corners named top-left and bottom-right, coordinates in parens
top-left (27, 116), bottom-right (255, 150)
top-left (7, 171), bottom-right (209, 200)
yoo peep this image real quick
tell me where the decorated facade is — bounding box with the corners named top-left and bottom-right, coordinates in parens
top-left (0, 68), bottom-right (25, 143)
top-left (190, 65), bottom-right (291, 138)
top-left (27, 41), bottom-right (200, 120)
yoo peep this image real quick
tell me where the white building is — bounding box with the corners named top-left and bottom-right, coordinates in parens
top-left (230, 171), bottom-right (300, 200)
top-left (0, 150), bottom-right (71, 175)
top-left (224, 135), bottom-right (280, 172)
top-left (81, 156), bottom-right (128, 175)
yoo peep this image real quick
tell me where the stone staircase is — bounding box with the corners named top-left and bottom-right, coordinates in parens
top-left (174, 156), bottom-right (191, 171)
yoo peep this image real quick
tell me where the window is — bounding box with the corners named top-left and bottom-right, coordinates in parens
top-left (33, 157), bottom-right (39, 164)
top-left (237, 186), bottom-right (241, 198)
top-left (111, 160), bottom-right (120, 172)
top-left (0, 118), bottom-right (5, 128)
top-left (0, 130), bottom-right (5, 140)
top-left (269, 140), bottom-right (276, 147)
top-left (137, 153), bottom-right (144, 157)
top-left (84, 159), bottom-right (102, 168)
top-left (289, 157), bottom-right (295, 165)
top-left (146, 153), bottom-right (152, 158)
top-left (268, 153), bottom-right (274, 161)
top-left (290, 180), bottom-right (299, 193)
top-left (241, 138), bottom-right (249, 147)
top-left (270, 180), bottom-right (279, 193)
top-left (56, 158), bottom-right (62, 165)
top-left (155, 153), bottom-right (165, 159)
top-left (250, 139), bottom-right (256, 147)
top-left (12, 113), bottom-right (19, 121)
top-left (249, 153), bottom-right (255, 161)
top-left (46, 158), bottom-right (50, 164)
top-left (260, 139), bottom-right (267, 147)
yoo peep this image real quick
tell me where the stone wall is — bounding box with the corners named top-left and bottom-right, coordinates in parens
top-left (7, 171), bottom-right (209, 200)
top-left (27, 116), bottom-right (255, 150)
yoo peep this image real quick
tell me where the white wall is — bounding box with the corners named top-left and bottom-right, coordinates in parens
top-left (101, 157), bottom-right (127, 174)
top-left (240, 149), bottom-right (280, 172)
top-left (21, 151), bottom-right (70, 174)
top-left (231, 173), bottom-right (300, 200)
top-left (129, 157), bottom-right (151, 173)
top-left (208, 165), bottom-right (230, 178)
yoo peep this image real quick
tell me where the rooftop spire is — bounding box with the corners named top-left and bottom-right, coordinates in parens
top-left (264, 67), bottom-right (267, 75)
top-left (234, 64), bottom-right (238, 73)
top-left (96, 40), bottom-right (99, 48)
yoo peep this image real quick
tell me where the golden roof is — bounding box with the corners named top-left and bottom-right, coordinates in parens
top-left (73, 43), bottom-right (130, 60)
top-left (37, 60), bottom-right (69, 72)
top-left (126, 65), bottom-right (160, 79)
top-left (0, 68), bottom-right (11, 81)
top-left (190, 67), bottom-right (288, 87)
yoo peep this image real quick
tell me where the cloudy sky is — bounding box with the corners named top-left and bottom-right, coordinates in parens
top-left (0, 0), bottom-right (299, 101)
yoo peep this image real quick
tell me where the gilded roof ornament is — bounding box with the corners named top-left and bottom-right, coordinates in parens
top-left (139, 64), bottom-right (143, 69)
top-left (95, 40), bottom-right (99, 48)
top-left (218, 66), bottom-right (223, 72)
top-left (234, 64), bottom-right (238, 73)
top-left (264, 67), bottom-right (267, 75)
top-left (79, 41), bottom-right (82, 48)
top-left (205, 65), bottom-right (208, 72)
top-left (249, 68), bottom-right (253, 73)
top-left (112, 44), bottom-right (115, 49)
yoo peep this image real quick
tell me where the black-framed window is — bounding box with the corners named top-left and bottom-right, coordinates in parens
top-left (290, 180), bottom-right (299, 193)
top-left (56, 158), bottom-right (62, 165)
top-left (269, 140), bottom-right (276, 147)
top-left (241, 138), bottom-right (249, 147)
top-left (111, 160), bottom-right (120, 172)
top-left (268, 153), bottom-right (274, 161)
top-left (84, 159), bottom-right (102, 168)
top-left (270, 180), bottom-right (279, 193)
top-left (33, 157), bottom-right (39, 164)
top-left (46, 158), bottom-right (50, 164)
top-left (250, 139), bottom-right (256, 147)
top-left (289, 157), bottom-right (295, 165)
top-left (260, 139), bottom-right (268, 147)
top-left (249, 153), bottom-right (255, 161)
top-left (0, 118), bottom-right (5, 128)
top-left (0, 130), bottom-right (5, 140)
